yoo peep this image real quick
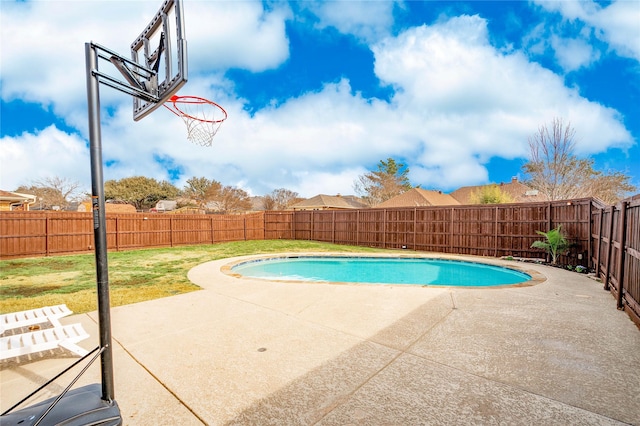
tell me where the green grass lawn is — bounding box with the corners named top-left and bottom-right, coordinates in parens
top-left (0, 240), bottom-right (388, 314)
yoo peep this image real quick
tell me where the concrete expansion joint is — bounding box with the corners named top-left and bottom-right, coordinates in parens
top-left (112, 335), bottom-right (208, 425)
top-left (403, 306), bottom-right (457, 354)
top-left (449, 290), bottom-right (458, 309)
top-left (314, 348), bottom-right (407, 425)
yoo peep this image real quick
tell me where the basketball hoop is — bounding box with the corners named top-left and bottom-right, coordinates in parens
top-left (164, 95), bottom-right (227, 146)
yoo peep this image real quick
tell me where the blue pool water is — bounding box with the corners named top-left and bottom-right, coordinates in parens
top-left (231, 256), bottom-right (530, 287)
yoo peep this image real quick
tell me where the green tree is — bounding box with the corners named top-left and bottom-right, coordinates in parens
top-left (182, 177), bottom-right (222, 209)
top-left (470, 184), bottom-right (514, 204)
top-left (104, 176), bottom-right (178, 210)
top-left (262, 188), bottom-right (301, 210)
top-left (354, 158), bottom-right (413, 206)
top-left (531, 226), bottom-right (570, 265)
top-left (523, 117), bottom-right (636, 203)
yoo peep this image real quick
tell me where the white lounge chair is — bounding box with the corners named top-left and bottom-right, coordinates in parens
top-left (0, 304), bottom-right (72, 335)
top-left (0, 323), bottom-right (90, 361)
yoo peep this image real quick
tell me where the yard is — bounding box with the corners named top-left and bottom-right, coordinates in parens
top-left (0, 240), bottom-right (388, 314)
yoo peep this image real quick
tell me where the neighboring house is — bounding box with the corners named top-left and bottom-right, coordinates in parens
top-left (0, 190), bottom-right (37, 211)
top-left (151, 200), bottom-right (178, 213)
top-left (376, 188), bottom-right (460, 208)
top-left (291, 194), bottom-right (369, 211)
top-left (449, 177), bottom-right (546, 205)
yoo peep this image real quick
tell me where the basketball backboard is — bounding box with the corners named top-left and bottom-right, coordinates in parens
top-left (108, 0), bottom-right (187, 121)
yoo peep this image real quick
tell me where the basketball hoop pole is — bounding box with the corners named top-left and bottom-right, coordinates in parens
top-left (85, 42), bottom-right (117, 404)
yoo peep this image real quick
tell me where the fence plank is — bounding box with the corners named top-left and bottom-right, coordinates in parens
top-left (616, 201), bottom-right (629, 309)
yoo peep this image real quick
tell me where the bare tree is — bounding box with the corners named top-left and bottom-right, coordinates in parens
top-left (262, 196), bottom-right (276, 211)
top-left (262, 188), bottom-right (301, 210)
top-left (522, 118), bottom-right (635, 203)
top-left (39, 177), bottom-right (83, 202)
top-left (588, 170), bottom-right (636, 204)
top-left (15, 176), bottom-right (84, 210)
top-left (215, 186), bottom-right (253, 212)
top-left (523, 118), bottom-right (588, 200)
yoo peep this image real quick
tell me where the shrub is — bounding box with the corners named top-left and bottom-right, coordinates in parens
top-left (531, 226), bottom-right (570, 265)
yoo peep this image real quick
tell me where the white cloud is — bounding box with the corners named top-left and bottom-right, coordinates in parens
top-left (589, 0), bottom-right (640, 61)
top-left (371, 15), bottom-right (632, 186)
top-left (305, 1), bottom-right (397, 43)
top-left (180, 79), bottom-right (402, 195)
top-left (551, 36), bottom-right (600, 72)
top-left (294, 168), bottom-right (366, 197)
top-left (186, 2), bottom-right (291, 72)
top-left (533, 0), bottom-right (640, 62)
top-left (0, 127), bottom-right (90, 191)
top-left (1, 1), bottom-right (156, 114)
top-left (0, 0), bottom-right (291, 114)
top-left (0, 6), bottom-right (634, 198)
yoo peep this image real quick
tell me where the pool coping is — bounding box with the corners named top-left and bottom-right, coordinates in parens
top-left (220, 252), bottom-right (547, 289)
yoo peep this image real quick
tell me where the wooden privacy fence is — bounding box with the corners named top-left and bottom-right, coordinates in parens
top-left (0, 212), bottom-right (265, 258)
top-left (0, 199), bottom-right (612, 264)
top-left (1, 197), bottom-right (637, 325)
top-left (266, 199), bottom-right (594, 266)
top-left (591, 195), bottom-right (640, 326)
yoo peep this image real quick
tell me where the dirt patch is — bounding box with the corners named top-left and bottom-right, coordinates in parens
top-left (1, 285), bottom-right (63, 298)
top-left (0, 271), bottom-right (82, 287)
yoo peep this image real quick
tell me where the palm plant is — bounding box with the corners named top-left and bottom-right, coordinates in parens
top-left (531, 226), bottom-right (570, 264)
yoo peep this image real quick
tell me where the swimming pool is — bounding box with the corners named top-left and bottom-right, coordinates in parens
top-left (230, 256), bottom-right (531, 287)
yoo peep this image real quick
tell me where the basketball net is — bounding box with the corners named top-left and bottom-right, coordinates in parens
top-left (164, 96), bottom-right (228, 147)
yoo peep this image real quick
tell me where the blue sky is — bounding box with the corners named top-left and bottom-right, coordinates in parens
top-left (1, 0), bottom-right (638, 199)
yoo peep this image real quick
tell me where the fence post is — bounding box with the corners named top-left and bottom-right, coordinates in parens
top-left (45, 215), bottom-right (50, 256)
top-left (449, 208), bottom-right (454, 253)
top-left (383, 209), bottom-right (387, 249)
top-left (595, 205), bottom-right (603, 275)
top-left (290, 211), bottom-right (295, 240)
top-left (586, 201), bottom-right (592, 269)
top-left (494, 206), bottom-right (499, 257)
top-left (115, 216), bottom-right (119, 252)
top-left (244, 216), bottom-right (247, 241)
top-left (616, 201), bottom-right (628, 310)
top-left (170, 216), bottom-right (174, 247)
top-left (603, 205), bottom-right (616, 291)
top-left (332, 211), bottom-right (335, 244)
top-left (413, 207), bottom-right (417, 251)
top-left (356, 210), bottom-right (360, 246)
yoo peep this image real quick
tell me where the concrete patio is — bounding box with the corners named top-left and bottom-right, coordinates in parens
top-left (1, 253), bottom-right (639, 425)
